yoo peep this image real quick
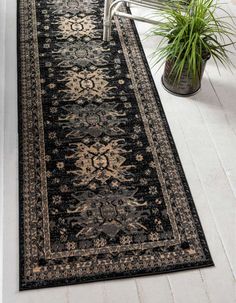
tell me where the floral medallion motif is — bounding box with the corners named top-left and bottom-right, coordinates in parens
top-left (59, 102), bottom-right (127, 138)
top-left (67, 187), bottom-right (148, 238)
top-left (53, 41), bottom-right (110, 67)
top-left (57, 15), bottom-right (97, 39)
top-left (66, 140), bottom-right (134, 185)
top-left (60, 68), bottom-right (115, 101)
top-left (47, 0), bottom-right (100, 14)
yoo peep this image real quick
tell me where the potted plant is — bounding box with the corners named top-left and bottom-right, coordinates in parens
top-left (150, 0), bottom-right (235, 96)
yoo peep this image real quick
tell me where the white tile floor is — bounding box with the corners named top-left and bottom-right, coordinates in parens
top-left (1, 0), bottom-right (236, 302)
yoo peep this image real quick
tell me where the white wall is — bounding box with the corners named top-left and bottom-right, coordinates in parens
top-left (0, 0), bottom-right (6, 300)
top-left (2, 0), bottom-right (19, 300)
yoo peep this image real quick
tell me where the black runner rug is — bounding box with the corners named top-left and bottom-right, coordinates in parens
top-left (18, 0), bottom-right (213, 290)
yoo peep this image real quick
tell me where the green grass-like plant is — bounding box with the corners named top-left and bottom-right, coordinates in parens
top-left (150, 0), bottom-right (236, 84)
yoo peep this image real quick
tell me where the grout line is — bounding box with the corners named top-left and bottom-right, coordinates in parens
top-left (66, 287), bottom-right (70, 303)
top-left (205, 71), bottom-right (236, 194)
top-left (167, 276), bottom-right (176, 303)
top-left (199, 271), bottom-right (212, 303)
top-left (194, 75), bottom-right (236, 279)
top-left (134, 279), bottom-right (144, 303)
top-left (177, 119), bottom-right (236, 281)
top-left (102, 282), bottom-right (108, 303)
top-left (206, 71), bottom-right (236, 137)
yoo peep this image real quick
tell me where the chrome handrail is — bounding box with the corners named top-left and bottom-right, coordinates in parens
top-left (103, 0), bottom-right (166, 41)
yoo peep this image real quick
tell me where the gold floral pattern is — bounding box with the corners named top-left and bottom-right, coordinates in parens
top-left (60, 68), bottom-right (115, 101)
top-left (57, 15), bottom-right (96, 39)
top-left (66, 140), bottom-right (134, 185)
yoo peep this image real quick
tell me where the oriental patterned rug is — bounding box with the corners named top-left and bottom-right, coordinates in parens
top-left (18, 0), bottom-right (214, 290)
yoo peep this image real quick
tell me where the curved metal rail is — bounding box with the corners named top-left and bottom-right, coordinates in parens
top-left (103, 0), bottom-right (165, 41)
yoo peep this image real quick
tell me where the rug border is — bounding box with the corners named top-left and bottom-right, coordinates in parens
top-left (20, 260), bottom-right (214, 291)
top-left (17, 3), bottom-right (214, 291)
top-left (17, 0), bottom-right (26, 293)
top-left (125, 6), bottom-right (214, 265)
